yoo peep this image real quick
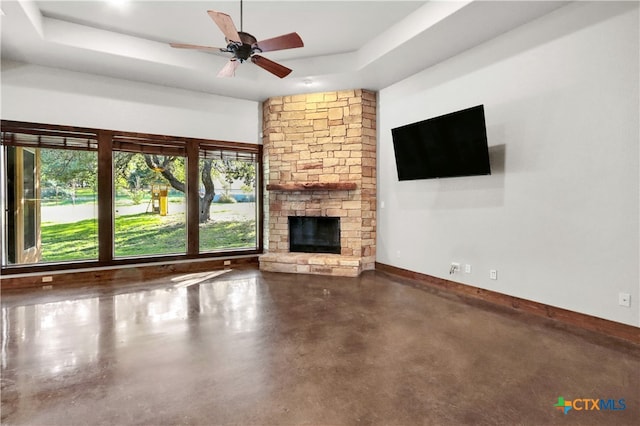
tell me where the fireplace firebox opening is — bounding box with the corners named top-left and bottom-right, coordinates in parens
top-left (289, 216), bottom-right (340, 254)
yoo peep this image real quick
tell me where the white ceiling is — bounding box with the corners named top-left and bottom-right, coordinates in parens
top-left (1, 0), bottom-right (570, 102)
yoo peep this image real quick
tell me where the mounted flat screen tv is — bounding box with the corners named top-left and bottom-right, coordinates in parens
top-left (391, 105), bottom-right (491, 180)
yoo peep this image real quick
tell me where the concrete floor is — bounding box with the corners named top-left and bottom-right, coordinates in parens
top-left (1, 268), bottom-right (638, 425)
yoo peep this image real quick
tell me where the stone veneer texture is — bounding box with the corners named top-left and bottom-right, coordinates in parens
top-left (261, 89), bottom-right (377, 276)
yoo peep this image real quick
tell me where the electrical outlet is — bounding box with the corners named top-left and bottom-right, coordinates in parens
top-left (396, 250), bottom-right (401, 258)
top-left (42, 276), bottom-right (53, 283)
top-left (618, 293), bottom-right (631, 307)
top-left (464, 264), bottom-right (472, 273)
top-left (489, 269), bottom-right (497, 280)
top-left (450, 262), bottom-right (460, 274)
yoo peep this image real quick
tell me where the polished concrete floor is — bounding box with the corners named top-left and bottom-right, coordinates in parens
top-left (1, 268), bottom-right (638, 425)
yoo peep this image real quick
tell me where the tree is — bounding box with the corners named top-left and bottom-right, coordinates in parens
top-left (40, 149), bottom-right (98, 203)
top-left (114, 153), bottom-right (157, 205)
top-left (142, 154), bottom-right (255, 223)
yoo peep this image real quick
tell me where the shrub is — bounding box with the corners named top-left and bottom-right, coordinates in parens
top-left (41, 187), bottom-right (72, 200)
top-left (129, 189), bottom-right (145, 205)
top-left (216, 193), bottom-right (237, 204)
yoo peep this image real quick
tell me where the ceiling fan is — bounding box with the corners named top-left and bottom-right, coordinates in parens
top-left (170, 0), bottom-right (303, 78)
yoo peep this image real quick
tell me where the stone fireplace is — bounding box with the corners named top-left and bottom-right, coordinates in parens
top-left (259, 89), bottom-right (376, 277)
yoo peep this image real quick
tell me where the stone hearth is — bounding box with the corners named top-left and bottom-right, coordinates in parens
top-left (260, 89), bottom-right (376, 277)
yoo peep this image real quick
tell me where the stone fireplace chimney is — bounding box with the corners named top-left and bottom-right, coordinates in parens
top-left (260, 89), bottom-right (376, 277)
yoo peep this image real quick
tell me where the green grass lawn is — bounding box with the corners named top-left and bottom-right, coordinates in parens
top-left (41, 218), bottom-right (99, 261)
top-left (41, 213), bottom-right (256, 262)
top-left (114, 213), bottom-right (186, 257)
top-left (200, 220), bottom-right (256, 252)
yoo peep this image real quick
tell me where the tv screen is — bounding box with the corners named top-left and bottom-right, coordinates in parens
top-left (391, 105), bottom-right (491, 180)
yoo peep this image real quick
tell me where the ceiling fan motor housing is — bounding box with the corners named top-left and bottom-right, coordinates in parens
top-left (227, 31), bottom-right (260, 62)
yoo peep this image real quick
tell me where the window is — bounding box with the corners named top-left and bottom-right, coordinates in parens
top-left (1, 121), bottom-right (262, 272)
top-left (2, 130), bottom-right (98, 265)
top-left (199, 148), bottom-right (258, 252)
top-left (113, 152), bottom-right (187, 258)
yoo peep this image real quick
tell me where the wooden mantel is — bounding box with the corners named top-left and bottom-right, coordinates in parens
top-left (266, 182), bottom-right (357, 191)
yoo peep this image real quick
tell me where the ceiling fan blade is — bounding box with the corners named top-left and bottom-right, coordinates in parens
top-left (207, 10), bottom-right (241, 44)
top-left (170, 43), bottom-right (225, 53)
top-left (217, 60), bottom-right (240, 78)
top-left (255, 32), bottom-right (304, 53)
top-left (251, 55), bottom-right (292, 79)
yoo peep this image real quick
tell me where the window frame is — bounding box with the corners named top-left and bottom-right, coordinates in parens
top-left (1, 120), bottom-right (263, 275)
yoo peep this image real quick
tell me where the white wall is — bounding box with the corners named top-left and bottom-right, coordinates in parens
top-left (1, 62), bottom-right (260, 143)
top-left (377, 2), bottom-right (639, 326)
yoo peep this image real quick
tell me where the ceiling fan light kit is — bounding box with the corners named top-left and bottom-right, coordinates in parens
top-left (170, 0), bottom-right (303, 79)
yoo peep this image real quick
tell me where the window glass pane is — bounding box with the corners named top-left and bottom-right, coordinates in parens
top-left (113, 152), bottom-right (187, 257)
top-left (2, 145), bottom-right (99, 265)
top-left (40, 148), bottom-right (98, 262)
top-left (199, 157), bottom-right (257, 252)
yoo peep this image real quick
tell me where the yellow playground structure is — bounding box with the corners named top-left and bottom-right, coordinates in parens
top-left (150, 183), bottom-right (169, 216)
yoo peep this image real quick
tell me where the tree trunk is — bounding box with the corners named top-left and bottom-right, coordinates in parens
top-left (143, 154), bottom-right (215, 223)
top-left (71, 180), bottom-right (77, 205)
top-left (199, 159), bottom-right (215, 223)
